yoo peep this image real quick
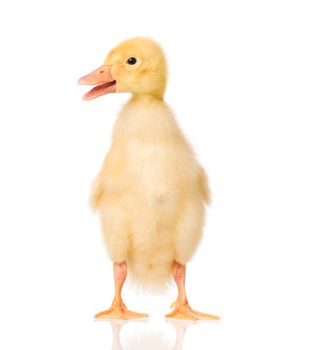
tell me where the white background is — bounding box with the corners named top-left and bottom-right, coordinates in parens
top-left (0, 0), bottom-right (310, 349)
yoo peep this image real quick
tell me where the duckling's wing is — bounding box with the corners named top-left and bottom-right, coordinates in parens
top-left (89, 168), bottom-right (105, 211)
top-left (197, 166), bottom-right (211, 205)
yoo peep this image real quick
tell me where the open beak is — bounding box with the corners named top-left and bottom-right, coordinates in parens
top-left (78, 65), bottom-right (116, 100)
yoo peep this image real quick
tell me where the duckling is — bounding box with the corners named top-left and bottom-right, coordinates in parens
top-left (78, 37), bottom-right (219, 321)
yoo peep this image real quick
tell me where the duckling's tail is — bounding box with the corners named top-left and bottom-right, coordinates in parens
top-left (127, 258), bottom-right (174, 294)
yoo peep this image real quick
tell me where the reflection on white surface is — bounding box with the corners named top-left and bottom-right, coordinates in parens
top-left (169, 320), bottom-right (193, 350)
top-left (102, 319), bottom-right (194, 350)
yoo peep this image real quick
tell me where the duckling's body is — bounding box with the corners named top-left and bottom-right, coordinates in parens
top-left (92, 96), bottom-right (207, 288)
top-left (79, 37), bottom-right (219, 320)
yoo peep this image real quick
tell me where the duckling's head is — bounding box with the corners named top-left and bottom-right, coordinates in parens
top-left (78, 37), bottom-right (167, 100)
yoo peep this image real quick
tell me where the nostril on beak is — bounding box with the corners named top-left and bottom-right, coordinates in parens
top-left (100, 70), bottom-right (104, 73)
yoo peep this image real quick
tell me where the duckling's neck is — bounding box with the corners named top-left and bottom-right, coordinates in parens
top-left (130, 93), bottom-right (164, 105)
top-left (115, 93), bottom-right (171, 139)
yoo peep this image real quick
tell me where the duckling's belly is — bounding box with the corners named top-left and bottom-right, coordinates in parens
top-left (100, 141), bottom-right (202, 266)
top-left (100, 167), bottom-right (179, 282)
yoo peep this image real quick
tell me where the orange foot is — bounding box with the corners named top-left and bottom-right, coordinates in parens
top-left (95, 301), bottom-right (148, 320)
top-left (166, 302), bottom-right (220, 321)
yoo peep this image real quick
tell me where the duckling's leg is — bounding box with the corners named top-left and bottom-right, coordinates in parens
top-left (95, 262), bottom-right (148, 320)
top-left (166, 261), bottom-right (220, 321)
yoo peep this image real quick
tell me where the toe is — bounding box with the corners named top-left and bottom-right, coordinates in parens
top-left (189, 307), bottom-right (220, 320)
top-left (126, 310), bottom-right (149, 319)
top-left (95, 306), bottom-right (148, 320)
top-left (166, 304), bottom-right (220, 321)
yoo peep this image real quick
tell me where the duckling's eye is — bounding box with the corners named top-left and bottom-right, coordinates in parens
top-left (126, 57), bottom-right (137, 65)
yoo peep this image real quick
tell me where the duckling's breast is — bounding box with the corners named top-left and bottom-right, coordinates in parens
top-left (103, 103), bottom-right (201, 208)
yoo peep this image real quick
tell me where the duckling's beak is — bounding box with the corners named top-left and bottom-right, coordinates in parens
top-left (78, 65), bottom-right (116, 100)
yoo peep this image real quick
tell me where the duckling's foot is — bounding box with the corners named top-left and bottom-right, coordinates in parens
top-left (95, 301), bottom-right (148, 320)
top-left (167, 261), bottom-right (220, 321)
top-left (166, 301), bottom-right (220, 321)
top-left (96, 261), bottom-right (148, 320)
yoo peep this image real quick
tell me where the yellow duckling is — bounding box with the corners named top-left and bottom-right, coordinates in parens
top-left (78, 37), bottom-right (219, 321)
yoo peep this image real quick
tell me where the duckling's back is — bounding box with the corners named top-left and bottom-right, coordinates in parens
top-left (91, 97), bottom-right (209, 290)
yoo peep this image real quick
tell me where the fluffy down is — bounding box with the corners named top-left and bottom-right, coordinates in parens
top-left (90, 97), bottom-right (209, 290)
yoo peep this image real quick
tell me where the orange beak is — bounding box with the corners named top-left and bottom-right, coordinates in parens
top-left (78, 65), bottom-right (116, 100)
